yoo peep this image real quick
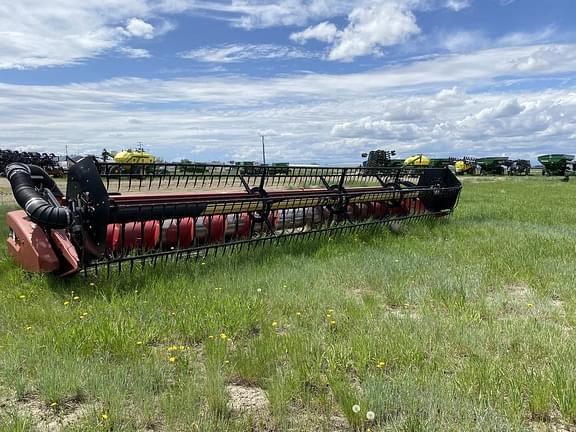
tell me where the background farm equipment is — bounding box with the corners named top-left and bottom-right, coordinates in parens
top-left (361, 150), bottom-right (404, 174)
top-left (0, 149), bottom-right (64, 177)
top-left (454, 158), bottom-right (478, 175)
top-left (429, 158), bottom-right (456, 169)
top-left (4, 158), bottom-right (462, 276)
top-left (476, 157), bottom-right (509, 175)
top-left (235, 161), bottom-right (290, 176)
top-left (102, 145), bottom-right (157, 175)
top-left (113, 147), bottom-right (156, 164)
top-left (538, 154), bottom-right (575, 177)
top-left (506, 159), bottom-right (531, 176)
top-left (403, 154), bottom-right (431, 167)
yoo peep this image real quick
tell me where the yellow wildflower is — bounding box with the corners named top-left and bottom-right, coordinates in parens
top-left (295, 312), bottom-right (301, 317)
top-left (26, 326), bottom-right (32, 331)
top-left (101, 413), bottom-right (108, 420)
top-left (63, 301), bottom-right (70, 306)
top-left (271, 321), bottom-right (278, 328)
top-left (527, 303), bottom-right (534, 308)
top-left (167, 346), bottom-right (178, 352)
top-left (220, 333), bottom-right (227, 340)
top-left (19, 295), bottom-right (26, 299)
top-left (168, 356), bottom-right (176, 363)
top-left (377, 361), bottom-right (385, 368)
top-left (73, 296), bottom-right (80, 300)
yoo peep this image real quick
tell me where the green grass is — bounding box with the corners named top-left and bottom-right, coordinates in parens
top-left (1, 175), bottom-right (576, 431)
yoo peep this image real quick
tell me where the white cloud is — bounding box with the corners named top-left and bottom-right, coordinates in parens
top-left (0, 1), bottom-right (178, 69)
top-left (328, 2), bottom-right (420, 61)
top-left (180, 44), bottom-right (316, 63)
top-left (439, 30), bottom-right (487, 52)
top-left (212, 0), bottom-right (471, 30)
top-left (290, 22), bottom-right (339, 44)
top-left (125, 18), bottom-right (155, 39)
top-left (0, 0), bottom-right (479, 69)
top-left (1, 43), bottom-right (576, 163)
top-left (330, 91), bottom-right (576, 158)
top-left (511, 45), bottom-right (569, 72)
top-left (117, 47), bottom-right (152, 58)
top-left (476, 99), bottom-right (526, 120)
top-left (436, 27), bottom-right (556, 54)
top-left (225, 0), bottom-right (357, 29)
top-left (285, 0), bottom-right (473, 62)
top-left (444, 0), bottom-right (470, 11)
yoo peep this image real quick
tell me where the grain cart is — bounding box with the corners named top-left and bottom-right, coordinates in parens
top-left (4, 158), bottom-right (462, 276)
top-left (538, 154), bottom-right (575, 177)
top-left (476, 157), bottom-right (510, 175)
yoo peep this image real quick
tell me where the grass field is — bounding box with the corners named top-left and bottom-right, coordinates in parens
top-left (1, 175), bottom-right (576, 431)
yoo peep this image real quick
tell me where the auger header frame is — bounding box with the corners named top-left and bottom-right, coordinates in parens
top-left (5, 158), bottom-right (462, 277)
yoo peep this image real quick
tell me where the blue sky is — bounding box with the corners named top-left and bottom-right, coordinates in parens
top-left (1, 0), bottom-right (575, 163)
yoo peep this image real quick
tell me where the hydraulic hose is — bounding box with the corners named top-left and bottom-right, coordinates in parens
top-left (5, 163), bottom-right (72, 229)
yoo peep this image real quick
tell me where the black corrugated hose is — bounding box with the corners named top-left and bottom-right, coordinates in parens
top-left (5, 163), bottom-right (72, 229)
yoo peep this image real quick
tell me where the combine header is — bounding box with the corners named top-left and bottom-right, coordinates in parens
top-left (4, 158), bottom-right (462, 277)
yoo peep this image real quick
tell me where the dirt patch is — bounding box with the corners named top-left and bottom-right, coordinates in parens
top-left (384, 305), bottom-right (421, 320)
top-left (284, 407), bottom-right (351, 432)
top-left (330, 413), bottom-right (350, 431)
top-left (486, 284), bottom-right (533, 314)
top-left (530, 409), bottom-right (576, 431)
top-left (506, 284), bottom-right (531, 301)
top-left (0, 392), bottom-right (100, 432)
top-left (550, 298), bottom-right (566, 316)
top-left (226, 384), bottom-right (270, 416)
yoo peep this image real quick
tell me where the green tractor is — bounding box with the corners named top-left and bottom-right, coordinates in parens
top-left (361, 150), bottom-right (404, 174)
top-left (476, 157), bottom-right (509, 175)
top-left (429, 157), bottom-right (456, 169)
top-left (506, 159), bottom-right (531, 176)
top-left (538, 154), bottom-right (575, 177)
